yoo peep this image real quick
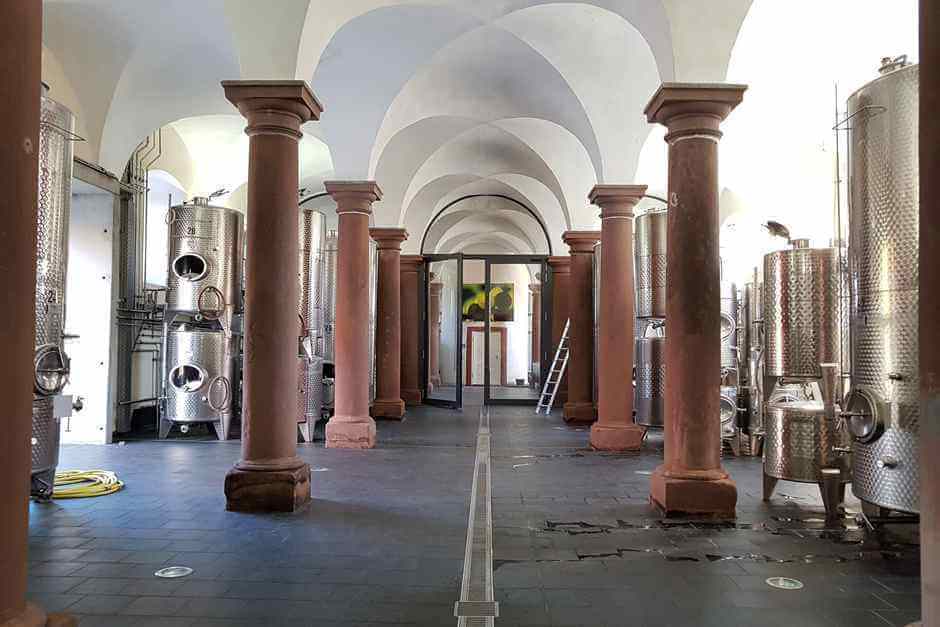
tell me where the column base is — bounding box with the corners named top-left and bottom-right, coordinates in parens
top-left (590, 423), bottom-right (645, 451)
top-left (326, 417), bottom-right (376, 449)
top-left (649, 465), bottom-right (737, 518)
top-left (401, 388), bottom-right (423, 405)
top-left (563, 401), bottom-right (596, 423)
top-left (372, 398), bottom-right (405, 420)
top-left (1, 602), bottom-right (49, 627)
top-left (224, 464), bottom-right (311, 513)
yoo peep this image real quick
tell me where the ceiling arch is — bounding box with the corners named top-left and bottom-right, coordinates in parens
top-left (422, 199), bottom-right (551, 255)
top-left (402, 124), bottom-right (568, 226)
top-left (39, 0), bottom-right (757, 255)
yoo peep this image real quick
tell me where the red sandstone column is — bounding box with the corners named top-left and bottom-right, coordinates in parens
top-left (562, 231), bottom-right (600, 423)
top-left (222, 81), bottom-right (321, 512)
top-left (589, 185), bottom-right (648, 451)
top-left (645, 83), bottom-right (746, 518)
top-left (369, 227), bottom-right (407, 419)
top-left (325, 181), bottom-right (383, 448)
top-left (0, 2), bottom-right (51, 625)
top-left (428, 280), bottom-right (443, 391)
top-left (530, 284), bottom-right (541, 367)
top-left (920, 0), bottom-right (938, 620)
top-left (547, 257), bottom-right (570, 405)
top-left (400, 255), bottom-right (424, 404)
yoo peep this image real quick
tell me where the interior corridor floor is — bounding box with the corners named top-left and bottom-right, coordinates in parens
top-left (26, 402), bottom-right (921, 627)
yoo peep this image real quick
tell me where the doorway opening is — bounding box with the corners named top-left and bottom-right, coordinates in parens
top-left (423, 255), bottom-right (551, 409)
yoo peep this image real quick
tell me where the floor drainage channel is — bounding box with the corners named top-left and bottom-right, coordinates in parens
top-left (455, 405), bottom-right (499, 626)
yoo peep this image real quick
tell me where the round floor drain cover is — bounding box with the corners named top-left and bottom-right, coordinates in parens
top-left (155, 566), bottom-right (193, 578)
top-left (766, 577), bottom-right (803, 590)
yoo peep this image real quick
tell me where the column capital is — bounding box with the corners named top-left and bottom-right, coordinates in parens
top-left (222, 80), bottom-right (322, 139)
top-left (325, 180), bottom-right (383, 214)
top-left (644, 82), bottom-right (747, 142)
top-left (400, 255), bottom-right (424, 272)
top-left (589, 184), bottom-right (648, 219)
top-left (547, 256), bottom-right (571, 274)
top-left (369, 227), bottom-right (408, 250)
top-left (529, 283), bottom-right (541, 294)
top-left (563, 230), bottom-right (601, 254)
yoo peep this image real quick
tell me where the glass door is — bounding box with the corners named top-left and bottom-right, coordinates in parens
top-left (484, 258), bottom-right (547, 404)
top-left (424, 255), bottom-right (462, 408)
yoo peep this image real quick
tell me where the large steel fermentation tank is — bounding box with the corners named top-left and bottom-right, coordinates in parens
top-left (165, 198), bottom-right (244, 334)
top-left (317, 231), bottom-right (377, 409)
top-left (297, 208), bottom-right (326, 441)
top-left (320, 231), bottom-right (338, 362)
top-left (635, 210), bottom-right (667, 319)
top-left (319, 230), bottom-right (338, 410)
top-left (764, 399), bottom-right (851, 486)
top-left (761, 241), bottom-right (848, 512)
top-left (845, 60), bottom-right (919, 514)
top-left (763, 240), bottom-right (841, 379)
top-left (163, 326), bottom-right (236, 440)
top-left (635, 333), bottom-right (665, 428)
top-left (30, 91), bottom-right (76, 498)
top-left (161, 198), bottom-right (244, 439)
top-left (299, 208), bottom-right (326, 350)
top-left (634, 210), bottom-right (666, 428)
top-left (720, 281), bottom-right (739, 375)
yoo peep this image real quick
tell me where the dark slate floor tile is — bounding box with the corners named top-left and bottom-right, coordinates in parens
top-left (68, 594), bottom-right (136, 615)
top-left (25, 404), bottom-right (921, 626)
top-left (122, 595), bottom-right (191, 616)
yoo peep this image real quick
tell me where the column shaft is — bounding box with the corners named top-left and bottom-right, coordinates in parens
top-left (222, 81), bottom-right (321, 512)
top-left (370, 228), bottom-right (407, 419)
top-left (645, 83), bottom-right (746, 517)
top-left (920, 0), bottom-right (939, 619)
top-left (0, 1), bottom-right (48, 624)
top-left (400, 255), bottom-right (424, 404)
top-left (547, 257), bottom-right (570, 405)
top-left (562, 232), bottom-right (600, 423)
top-left (589, 186), bottom-right (647, 451)
top-left (325, 182), bottom-right (382, 448)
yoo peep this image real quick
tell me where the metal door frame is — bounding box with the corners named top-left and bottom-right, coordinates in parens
top-left (422, 254), bottom-right (463, 409)
top-left (477, 255), bottom-right (550, 406)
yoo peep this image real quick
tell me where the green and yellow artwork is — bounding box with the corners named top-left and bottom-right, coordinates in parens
top-left (462, 283), bottom-right (514, 322)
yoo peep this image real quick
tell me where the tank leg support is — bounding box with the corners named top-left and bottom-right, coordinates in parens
top-left (861, 500), bottom-right (891, 519)
top-left (762, 473), bottom-right (778, 502)
top-left (158, 419), bottom-right (173, 439)
top-left (30, 470), bottom-right (55, 501)
top-left (819, 468), bottom-right (844, 521)
top-left (298, 422), bottom-right (311, 443)
top-left (212, 420), bottom-right (228, 441)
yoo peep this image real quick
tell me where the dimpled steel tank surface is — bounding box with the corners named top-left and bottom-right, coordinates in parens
top-left (845, 62), bottom-right (920, 514)
top-left (30, 91), bottom-right (75, 498)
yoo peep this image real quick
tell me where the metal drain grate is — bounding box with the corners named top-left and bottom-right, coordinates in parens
top-left (455, 405), bottom-right (498, 626)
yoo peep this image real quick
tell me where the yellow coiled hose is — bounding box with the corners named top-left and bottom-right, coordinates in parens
top-left (53, 470), bottom-right (124, 499)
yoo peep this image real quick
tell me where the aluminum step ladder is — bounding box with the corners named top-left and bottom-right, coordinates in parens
top-left (536, 319), bottom-right (570, 415)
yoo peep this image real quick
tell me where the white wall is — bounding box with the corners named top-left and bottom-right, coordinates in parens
top-left (145, 170), bottom-right (187, 287)
top-left (62, 191), bottom-right (115, 443)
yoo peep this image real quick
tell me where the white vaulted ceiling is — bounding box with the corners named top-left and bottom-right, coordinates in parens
top-left (40, 0), bottom-right (755, 253)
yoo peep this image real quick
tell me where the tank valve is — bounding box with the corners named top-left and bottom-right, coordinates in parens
top-left (180, 424), bottom-right (189, 434)
top-left (876, 456), bottom-right (899, 469)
